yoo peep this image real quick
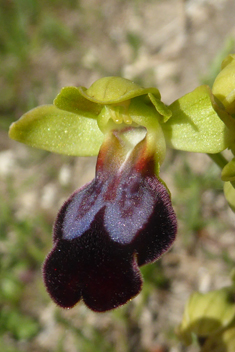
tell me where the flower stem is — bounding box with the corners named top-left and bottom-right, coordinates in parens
top-left (207, 153), bottom-right (228, 170)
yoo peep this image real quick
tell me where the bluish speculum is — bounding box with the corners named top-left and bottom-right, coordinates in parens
top-left (62, 127), bottom-right (149, 243)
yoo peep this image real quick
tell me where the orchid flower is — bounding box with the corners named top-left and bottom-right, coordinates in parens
top-left (177, 269), bottom-right (235, 350)
top-left (9, 70), bottom-right (233, 312)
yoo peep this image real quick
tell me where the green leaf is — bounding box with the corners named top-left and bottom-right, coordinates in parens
top-left (162, 85), bottom-right (232, 153)
top-left (9, 105), bottom-right (103, 156)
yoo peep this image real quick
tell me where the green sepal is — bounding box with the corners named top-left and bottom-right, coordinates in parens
top-left (221, 158), bottom-right (235, 181)
top-left (162, 85), bottom-right (231, 153)
top-left (80, 76), bottom-right (161, 104)
top-left (148, 93), bottom-right (172, 122)
top-left (9, 105), bottom-right (104, 156)
top-left (224, 181), bottom-right (235, 212)
top-left (53, 86), bottom-right (102, 116)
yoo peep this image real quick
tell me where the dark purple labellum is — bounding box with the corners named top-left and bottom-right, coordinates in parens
top-left (43, 132), bottom-right (177, 312)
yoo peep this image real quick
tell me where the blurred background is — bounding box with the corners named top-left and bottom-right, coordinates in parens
top-left (1, 0), bottom-right (235, 351)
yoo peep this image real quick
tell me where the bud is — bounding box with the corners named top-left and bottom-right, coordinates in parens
top-left (201, 326), bottom-right (235, 352)
top-left (212, 54), bottom-right (235, 114)
top-left (177, 287), bottom-right (235, 346)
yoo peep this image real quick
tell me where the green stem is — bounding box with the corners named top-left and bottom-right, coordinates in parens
top-left (207, 152), bottom-right (228, 169)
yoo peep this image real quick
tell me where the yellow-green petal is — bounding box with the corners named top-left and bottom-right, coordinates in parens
top-left (148, 93), bottom-right (172, 122)
top-left (162, 85), bottom-right (232, 153)
top-left (54, 86), bottom-right (102, 116)
top-left (9, 105), bottom-right (104, 156)
top-left (79, 76), bottom-right (161, 104)
top-left (224, 181), bottom-right (235, 212)
top-left (221, 158), bottom-right (235, 181)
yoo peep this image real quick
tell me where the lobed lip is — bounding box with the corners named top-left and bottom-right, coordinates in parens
top-left (43, 209), bottom-right (143, 312)
top-left (43, 129), bottom-right (177, 312)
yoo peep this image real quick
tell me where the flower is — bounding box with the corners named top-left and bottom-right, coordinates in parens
top-left (177, 270), bottom-right (235, 350)
top-left (43, 130), bottom-right (177, 311)
top-left (177, 287), bottom-right (235, 346)
top-left (201, 326), bottom-right (235, 352)
top-left (9, 76), bottom-right (232, 157)
top-left (9, 75), bottom-right (232, 311)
